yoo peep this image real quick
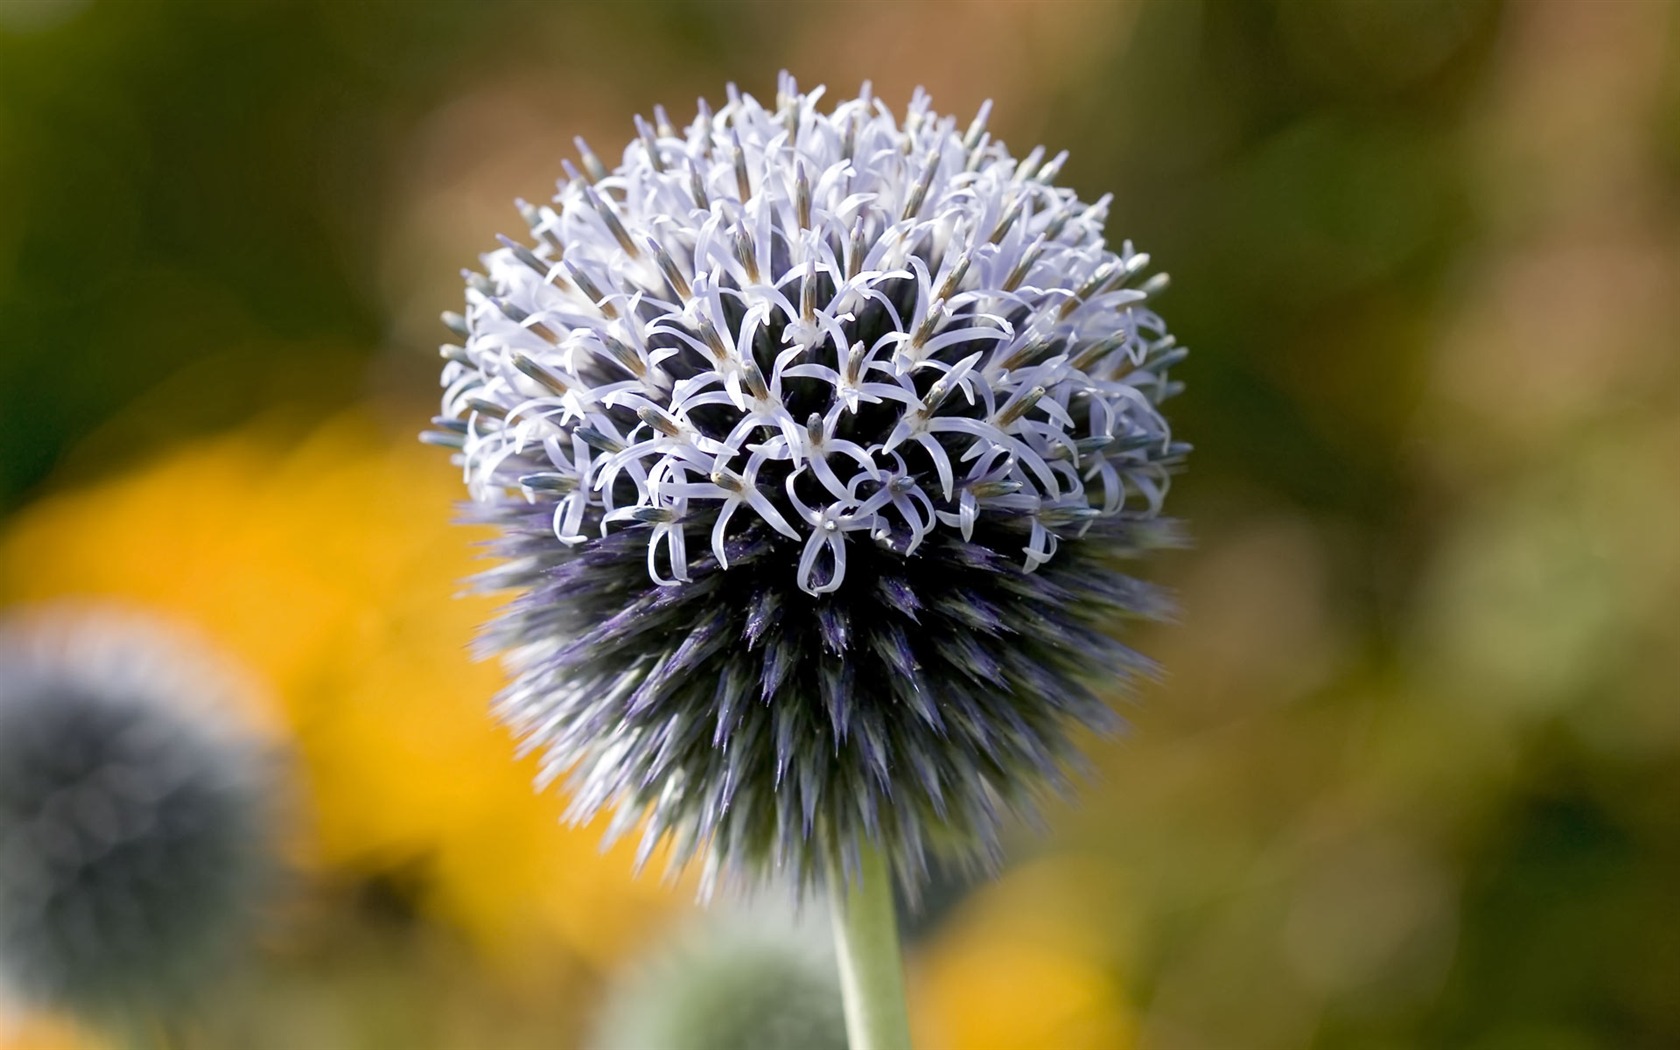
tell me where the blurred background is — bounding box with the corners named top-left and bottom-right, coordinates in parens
top-left (1, 0), bottom-right (1676, 1047)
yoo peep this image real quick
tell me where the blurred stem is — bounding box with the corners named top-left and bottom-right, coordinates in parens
top-left (829, 842), bottom-right (914, 1050)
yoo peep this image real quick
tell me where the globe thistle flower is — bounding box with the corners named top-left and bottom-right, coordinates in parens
top-left (427, 74), bottom-right (1188, 893)
top-left (592, 901), bottom-right (846, 1050)
top-left (0, 607), bottom-right (275, 1021)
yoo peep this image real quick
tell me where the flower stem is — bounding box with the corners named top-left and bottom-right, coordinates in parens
top-left (829, 843), bottom-right (914, 1050)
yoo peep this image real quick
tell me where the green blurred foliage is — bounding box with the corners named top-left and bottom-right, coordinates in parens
top-left (0, 0), bottom-right (770, 509)
top-left (2, 0), bottom-right (1675, 1047)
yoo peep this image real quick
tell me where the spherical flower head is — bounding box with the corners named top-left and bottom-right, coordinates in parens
top-left (0, 607), bottom-right (276, 1019)
top-left (428, 75), bottom-right (1189, 892)
top-left (592, 900), bottom-right (845, 1050)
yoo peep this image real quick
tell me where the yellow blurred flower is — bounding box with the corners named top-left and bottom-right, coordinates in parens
top-left (0, 1011), bottom-right (104, 1050)
top-left (913, 858), bottom-right (1136, 1050)
top-left (0, 414), bottom-right (679, 969)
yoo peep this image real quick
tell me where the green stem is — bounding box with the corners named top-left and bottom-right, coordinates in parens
top-left (829, 843), bottom-right (914, 1050)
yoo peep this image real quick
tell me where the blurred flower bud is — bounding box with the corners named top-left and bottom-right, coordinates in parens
top-left (0, 606), bottom-right (277, 1021)
top-left (592, 900), bottom-right (846, 1050)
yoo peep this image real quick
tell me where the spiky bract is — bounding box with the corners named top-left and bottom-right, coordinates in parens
top-left (428, 75), bottom-right (1187, 891)
top-left (0, 608), bottom-right (273, 1018)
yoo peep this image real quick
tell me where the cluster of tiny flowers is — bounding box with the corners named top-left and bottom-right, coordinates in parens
top-left (0, 607), bottom-right (273, 1018)
top-left (428, 75), bottom-right (1187, 891)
